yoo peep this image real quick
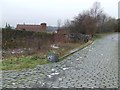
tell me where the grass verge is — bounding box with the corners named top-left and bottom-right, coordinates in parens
top-left (2, 56), bottom-right (49, 70)
top-left (2, 41), bottom-right (93, 71)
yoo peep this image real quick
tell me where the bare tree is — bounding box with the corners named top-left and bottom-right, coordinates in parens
top-left (102, 17), bottom-right (117, 32)
top-left (118, 18), bottom-right (120, 32)
top-left (57, 19), bottom-right (61, 30)
top-left (90, 2), bottom-right (103, 22)
top-left (97, 13), bottom-right (107, 33)
top-left (63, 1), bottom-right (116, 35)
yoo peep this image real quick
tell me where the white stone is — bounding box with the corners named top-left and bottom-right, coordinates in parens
top-left (58, 78), bottom-right (63, 81)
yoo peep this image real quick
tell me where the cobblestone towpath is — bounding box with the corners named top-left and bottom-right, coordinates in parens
top-left (2, 33), bottom-right (118, 88)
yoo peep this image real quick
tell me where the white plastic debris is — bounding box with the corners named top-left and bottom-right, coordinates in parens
top-left (47, 75), bottom-right (52, 78)
top-left (12, 83), bottom-right (15, 85)
top-left (20, 50), bottom-right (23, 53)
top-left (51, 73), bottom-right (55, 75)
top-left (48, 72), bottom-right (59, 78)
top-left (62, 67), bottom-right (69, 70)
top-left (54, 72), bottom-right (59, 75)
top-left (50, 44), bottom-right (59, 49)
top-left (51, 68), bottom-right (55, 72)
top-left (101, 54), bottom-right (103, 56)
top-left (51, 72), bottom-right (59, 76)
top-left (11, 51), bottom-right (15, 54)
top-left (76, 58), bottom-right (79, 60)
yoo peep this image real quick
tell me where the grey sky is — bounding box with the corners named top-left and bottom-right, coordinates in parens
top-left (118, 1), bottom-right (120, 18)
top-left (0, 0), bottom-right (119, 28)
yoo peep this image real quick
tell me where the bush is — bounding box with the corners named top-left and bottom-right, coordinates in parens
top-left (2, 28), bottom-right (53, 50)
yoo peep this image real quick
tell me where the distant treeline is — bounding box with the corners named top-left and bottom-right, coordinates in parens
top-left (2, 28), bottom-right (53, 50)
top-left (63, 2), bottom-right (118, 35)
top-left (118, 19), bottom-right (120, 32)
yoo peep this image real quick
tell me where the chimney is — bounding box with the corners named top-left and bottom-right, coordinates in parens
top-left (40, 23), bottom-right (47, 31)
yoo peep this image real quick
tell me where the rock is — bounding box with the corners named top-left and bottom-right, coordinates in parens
top-left (47, 53), bottom-right (59, 62)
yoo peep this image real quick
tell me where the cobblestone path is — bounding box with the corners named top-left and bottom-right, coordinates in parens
top-left (2, 33), bottom-right (118, 88)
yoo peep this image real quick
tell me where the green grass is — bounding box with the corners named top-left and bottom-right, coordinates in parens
top-left (2, 56), bottom-right (49, 70)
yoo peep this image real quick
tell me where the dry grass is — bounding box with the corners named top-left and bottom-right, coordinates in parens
top-left (2, 41), bottom-right (93, 70)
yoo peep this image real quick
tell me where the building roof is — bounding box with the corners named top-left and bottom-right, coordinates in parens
top-left (16, 23), bottom-right (46, 32)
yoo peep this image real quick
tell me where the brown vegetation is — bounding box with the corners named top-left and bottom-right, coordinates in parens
top-left (63, 2), bottom-right (118, 35)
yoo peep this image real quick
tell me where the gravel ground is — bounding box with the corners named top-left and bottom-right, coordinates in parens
top-left (1, 33), bottom-right (119, 88)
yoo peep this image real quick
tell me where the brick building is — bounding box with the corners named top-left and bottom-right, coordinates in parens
top-left (54, 28), bottom-right (69, 43)
top-left (16, 23), bottom-right (47, 32)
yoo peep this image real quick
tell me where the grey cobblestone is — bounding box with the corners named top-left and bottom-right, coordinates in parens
top-left (1, 33), bottom-right (118, 88)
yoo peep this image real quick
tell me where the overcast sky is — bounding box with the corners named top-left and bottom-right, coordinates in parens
top-left (0, 0), bottom-right (119, 28)
top-left (118, 1), bottom-right (120, 18)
